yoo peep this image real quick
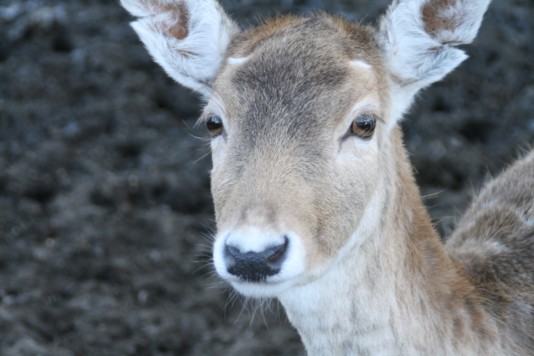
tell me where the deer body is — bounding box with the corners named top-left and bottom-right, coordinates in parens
top-left (120, 0), bottom-right (534, 354)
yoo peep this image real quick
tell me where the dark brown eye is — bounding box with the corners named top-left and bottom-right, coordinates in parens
top-left (350, 114), bottom-right (376, 139)
top-left (206, 115), bottom-right (224, 137)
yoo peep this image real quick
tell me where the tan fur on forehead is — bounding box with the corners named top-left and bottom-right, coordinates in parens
top-left (228, 15), bottom-right (303, 56)
top-left (228, 13), bottom-right (383, 66)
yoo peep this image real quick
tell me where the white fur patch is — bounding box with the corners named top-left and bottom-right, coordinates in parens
top-left (227, 56), bottom-right (249, 65)
top-left (349, 59), bottom-right (372, 70)
top-left (225, 226), bottom-right (285, 253)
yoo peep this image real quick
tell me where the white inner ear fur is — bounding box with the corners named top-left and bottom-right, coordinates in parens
top-left (121, 0), bottom-right (240, 98)
top-left (377, 0), bottom-right (490, 130)
top-left (378, 0), bottom-right (468, 89)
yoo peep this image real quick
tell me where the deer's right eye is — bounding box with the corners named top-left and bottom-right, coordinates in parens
top-left (206, 115), bottom-right (224, 137)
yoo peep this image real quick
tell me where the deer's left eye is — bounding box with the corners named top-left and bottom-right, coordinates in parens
top-left (206, 115), bottom-right (224, 137)
top-left (350, 114), bottom-right (376, 139)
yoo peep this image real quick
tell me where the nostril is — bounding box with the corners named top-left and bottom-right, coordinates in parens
top-left (223, 235), bottom-right (289, 282)
top-left (226, 245), bottom-right (240, 258)
top-left (265, 236), bottom-right (289, 265)
top-left (224, 245), bottom-right (237, 270)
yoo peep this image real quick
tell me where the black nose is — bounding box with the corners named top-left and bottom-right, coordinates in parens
top-left (224, 237), bottom-right (289, 282)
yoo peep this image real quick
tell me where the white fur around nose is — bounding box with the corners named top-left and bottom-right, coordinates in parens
top-left (227, 56), bottom-right (250, 66)
top-left (213, 226), bottom-right (306, 297)
top-left (225, 226), bottom-right (285, 253)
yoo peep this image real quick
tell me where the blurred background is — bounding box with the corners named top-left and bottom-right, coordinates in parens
top-left (0, 0), bottom-right (532, 355)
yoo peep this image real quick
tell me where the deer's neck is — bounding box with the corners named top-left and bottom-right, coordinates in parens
top-left (278, 129), bottom-right (499, 355)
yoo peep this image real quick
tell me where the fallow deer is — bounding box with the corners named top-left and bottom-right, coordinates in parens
top-left (120, 0), bottom-right (534, 354)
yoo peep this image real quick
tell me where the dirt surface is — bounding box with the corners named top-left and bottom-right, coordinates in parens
top-left (0, 0), bottom-right (532, 355)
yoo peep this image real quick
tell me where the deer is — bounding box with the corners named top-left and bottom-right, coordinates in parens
top-left (120, 0), bottom-right (534, 354)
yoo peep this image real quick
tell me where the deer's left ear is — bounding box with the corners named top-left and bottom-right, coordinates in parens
top-left (121, 0), bottom-right (240, 98)
top-left (377, 0), bottom-right (490, 122)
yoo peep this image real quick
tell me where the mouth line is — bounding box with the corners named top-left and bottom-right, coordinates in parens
top-left (231, 278), bottom-right (284, 286)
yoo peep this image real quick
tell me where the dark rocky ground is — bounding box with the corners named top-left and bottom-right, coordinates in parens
top-left (0, 0), bottom-right (532, 355)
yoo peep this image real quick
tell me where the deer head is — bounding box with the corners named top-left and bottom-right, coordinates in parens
top-left (121, 0), bottom-right (490, 298)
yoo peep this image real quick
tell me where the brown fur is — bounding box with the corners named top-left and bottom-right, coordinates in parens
top-left (447, 151), bottom-right (534, 352)
top-left (167, 2), bottom-right (189, 40)
top-left (423, 0), bottom-right (460, 36)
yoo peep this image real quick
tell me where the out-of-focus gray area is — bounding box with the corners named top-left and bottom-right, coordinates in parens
top-left (0, 0), bottom-right (532, 355)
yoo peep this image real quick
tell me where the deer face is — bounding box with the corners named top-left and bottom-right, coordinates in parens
top-left (207, 17), bottom-right (390, 297)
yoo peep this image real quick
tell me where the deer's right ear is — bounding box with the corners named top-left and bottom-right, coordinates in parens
top-left (120, 0), bottom-right (240, 97)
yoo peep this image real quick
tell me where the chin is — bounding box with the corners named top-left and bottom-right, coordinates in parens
top-left (230, 278), bottom-right (297, 298)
